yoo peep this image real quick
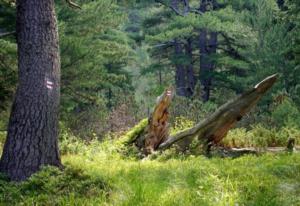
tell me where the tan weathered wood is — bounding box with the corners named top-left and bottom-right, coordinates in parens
top-left (124, 74), bottom-right (278, 155)
top-left (132, 87), bottom-right (174, 154)
top-left (158, 74), bottom-right (278, 150)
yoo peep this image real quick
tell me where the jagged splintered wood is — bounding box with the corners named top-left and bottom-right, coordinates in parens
top-left (158, 74), bottom-right (278, 150)
top-left (135, 87), bottom-right (175, 154)
top-left (127, 74), bottom-right (278, 155)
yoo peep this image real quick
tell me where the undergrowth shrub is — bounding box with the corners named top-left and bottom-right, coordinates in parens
top-left (171, 116), bottom-right (195, 135)
top-left (59, 122), bottom-right (140, 160)
top-left (62, 103), bottom-right (109, 141)
top-left (59, 124), bottom-right (88, 155)
top-left (169, 97), bottom-right (218, 123)
top-left (222, 125), bottom-right (300, 148)
top-left (107, 103), bottom-right (139, 134)
top-left (57, 104), bottom-right (300, 160)
top-left (271, 98), bottom-right (300, 128)
top-left (0, 165), bottom-right (110, 205)
top-left (61, 95), bottom-right (141, 141)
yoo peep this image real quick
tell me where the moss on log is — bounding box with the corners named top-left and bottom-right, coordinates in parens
top-left (120, 87), bottom-right (174, 154)
top-left (120, 118), bottom-right (148, 145)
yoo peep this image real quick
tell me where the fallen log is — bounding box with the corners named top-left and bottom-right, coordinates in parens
top-left (158, 74), bottom-right (278, 152)
top-left (123, 74), bottom-right (278, 155)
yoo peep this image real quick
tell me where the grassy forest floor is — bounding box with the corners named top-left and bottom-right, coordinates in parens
top-left (1, 132), bottom-right (300, 206)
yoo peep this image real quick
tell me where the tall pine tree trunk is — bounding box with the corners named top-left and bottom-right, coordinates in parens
top-left (199, 0), bottom-right (218, 102)
top-left (171, 0), bottom-right (187, 97)
top-left (0, 0), bottom-right (61, 181)
top-left (199, 29), bottom-right (210, 101)
top-left (185, 38), bottom-right (195, 96)
top-left (174, 39), bottom-right (187, 96)
top-left (199, 32), bottom-right (217, 101)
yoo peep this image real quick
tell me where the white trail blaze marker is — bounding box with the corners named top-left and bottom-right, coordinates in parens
top-left (167, 90), bottom-right (172, 96)
top-left (46, 78), bottom-right (54, 90)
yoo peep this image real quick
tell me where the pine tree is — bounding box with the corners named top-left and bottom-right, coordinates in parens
top-left (0, 0), bottom-right (61, 181)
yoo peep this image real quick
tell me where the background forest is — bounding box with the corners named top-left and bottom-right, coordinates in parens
top-left (0, 0), bottom-right (300, 205)
top-left (1, 0), bottom-right (300, 140)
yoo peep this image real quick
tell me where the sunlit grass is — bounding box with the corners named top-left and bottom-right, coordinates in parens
top-left (61, 151), bottom-right (300, 206)
top-left (1, 133), bottom-right (300, 205)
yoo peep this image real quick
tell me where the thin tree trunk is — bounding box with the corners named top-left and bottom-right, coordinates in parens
top-left (174, 39), bottom-right (187, 96)
top-left (199, 31), bottom-right (217, 102)
top-left (206, 31), bottom-right (217, 98)
top-left (171, 0), bottom-right (187, 97)
top-left (199, 29), bottom-right (211, 101)
top-left (159, 69), bottom-right (162, 85)
top-left (0, 0), bottom-right (61, 181)
top-left (185, 38), bottom-right (195, 97)
top-left (199, 0), bottom-right (218, 102)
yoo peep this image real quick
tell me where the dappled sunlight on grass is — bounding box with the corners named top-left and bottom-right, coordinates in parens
top-left (62, 151), bottom-right (300, 206)
top-left (1, 132), bottom-right (300, 205)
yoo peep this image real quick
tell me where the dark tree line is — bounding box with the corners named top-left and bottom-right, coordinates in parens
top-left (142, 0), bottom-right (300, 104)
top-left (151, 0), bottom-right (221, 101)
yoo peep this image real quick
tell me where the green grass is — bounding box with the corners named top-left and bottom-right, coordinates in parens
top-left (63, 153), bottom-right (300, 206)
top-left (1, 137), bottom-right (300, 206)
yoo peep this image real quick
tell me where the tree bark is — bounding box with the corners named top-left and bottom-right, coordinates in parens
top-left (199, 29), bottom-right (210, 101)
top-left (174, 39), bottom-right (187, 97)
top-left (199, 32), bottom-right (217, 101)
top-left (199, 0), bottom-right (218, 102)
top-left (0, 0), bottom-right (61, 181)
top-left (185, 38), bottom-right (196, 97)
top-left (132, 88), bottom-right (174, 155)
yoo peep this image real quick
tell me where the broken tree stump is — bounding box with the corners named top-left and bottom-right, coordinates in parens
top-left (143, 88), bottom-right (174, 154)
top-left (158, 74), bottom-right (278, 151)
top-left (121, 87), bottom-right (174, 154)
top-left (122, 74), bottom-right (278, 155)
